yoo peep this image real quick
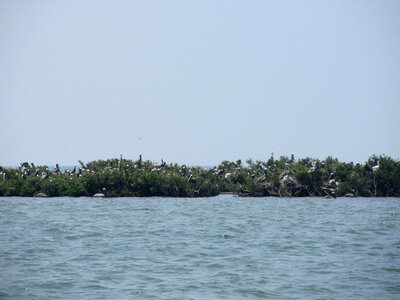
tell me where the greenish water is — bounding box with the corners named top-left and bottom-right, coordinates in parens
top-left (1, 196), bottom-right (399, 299)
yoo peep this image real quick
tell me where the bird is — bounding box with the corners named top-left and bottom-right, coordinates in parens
top-left (187, 174), bottom-right (198, 183)
top-left (279, 169), bottom-right (289, 180)
top-left (93, 188), bottom-right (107, 197)
top-left (53, 164), bottom-right (60, 174)
top-left (268, 152), bottom-right (274, 163)
top-left (256, 175), bottom-right (268, 183)
top-left (215, 168), bottom-right (224, 176)
top-left (161, 158), bottom-right (166, 167)
top-left (41, 171), bottom-right (49, 180)
top-left (327, 173), bottom-right (338, 188)
top-left (78, 160), bottom-right (86, 169)
top-left (308, 161), bottom-right (320, 173)
top-left (364, 164), bottom-right (373, 172)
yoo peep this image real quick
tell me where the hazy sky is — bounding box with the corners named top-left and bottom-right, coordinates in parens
top-left (1, 0), bottom-right (399, 166)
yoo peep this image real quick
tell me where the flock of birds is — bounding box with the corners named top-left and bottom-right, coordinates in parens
top-left (1, 152), bottom-right (380, 198)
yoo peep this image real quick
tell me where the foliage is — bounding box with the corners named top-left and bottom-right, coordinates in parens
top-left (0, 154), bottom-right (399, 198)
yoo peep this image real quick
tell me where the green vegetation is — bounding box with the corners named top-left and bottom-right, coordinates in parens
top-left (0, 155), bottom-right (399, 198)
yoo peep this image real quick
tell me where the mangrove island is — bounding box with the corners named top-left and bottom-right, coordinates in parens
top-left (0, 154), bottom-right (399, 198)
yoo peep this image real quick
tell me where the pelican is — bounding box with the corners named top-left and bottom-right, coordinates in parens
top-left (93, 188), bottom-right (106, 197)
top-left (53, 163), bottom-right (60, 174)
top-left (256, 175), bottom-right (267, 183)
top-left (151, 168), bottom-right (161, 174)
top-left (279, 169), bottom-right (289, 179)
top-left (281, 174), bottom-right (296, 187)
top-left (215, 168), bottom-right (224, 176)
top-left (70, 166), bottom-right (76, 176)
top-left (35, 192), bottom-right (48, 197)
top-left (364, 164), bottom-right (373, 172)
top-left (78, 160), bottom-right (86, 169)
top-left (41, 171), bottom-right (49, 180)
top-left (187, 174), bottom-right (198, 183)
top-left (308, 161), bottom-right (320, 173)
top-left (268, 152), bottom-right (274, 162)
top-left (344, 190), bottom-right (357, 197)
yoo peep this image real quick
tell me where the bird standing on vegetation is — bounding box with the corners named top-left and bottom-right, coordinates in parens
top-left (41, 171), bottom-right (49, 180)
top-left (268, 152), bottom-right (274, 163)
top-left (364, 164), bottom-right (373, 172)
top-left (187, 174), bottom-right (198, 183)
top-left (53, 164), bottom-right (60, 174)
top-left (308, 161), bottom-right (320, 173)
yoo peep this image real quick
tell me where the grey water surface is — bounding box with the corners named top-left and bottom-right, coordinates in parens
top-left (1, 196), bottom-right (399, 299)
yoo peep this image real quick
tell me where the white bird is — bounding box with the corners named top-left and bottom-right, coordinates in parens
top-left (224, 173), bottom-right (232, 180)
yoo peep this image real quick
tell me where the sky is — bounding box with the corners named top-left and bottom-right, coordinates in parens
top-left (1, 0), bottom-right (399, 166)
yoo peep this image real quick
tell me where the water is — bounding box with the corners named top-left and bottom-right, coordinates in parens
top-left (1, 196), bottom-right (399, 299)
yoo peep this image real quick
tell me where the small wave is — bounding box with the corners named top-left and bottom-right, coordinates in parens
top-left (206, 263), bottom-right (225, 269)
top-left (37, 281), bottom-right (75, 289)
top-left (86, 232), bottom-right (106, 238)
top-left (82, 284), bottom-right (108, 290)
top-left (43, 237), bottom-right (55, 242)
top-left (383, 267), bottom-right (400, 273)
top-left (38, 248), bottom-right (55, 253)
top-left (234, 288), bottom-right (279, 298)
top-left (184, 252), bottom-right (207, 259)
top-left (220, 233), bottom-right (232, 239)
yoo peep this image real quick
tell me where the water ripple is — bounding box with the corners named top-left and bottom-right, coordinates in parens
top-left (0, 196), bottom-right (399, 299)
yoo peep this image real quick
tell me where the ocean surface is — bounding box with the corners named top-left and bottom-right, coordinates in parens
top-left (0, 196), bottom-right (399, 299)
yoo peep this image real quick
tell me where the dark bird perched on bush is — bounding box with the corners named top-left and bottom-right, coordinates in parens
top-left (308, 161), bottom-right (320, 173)
top-left (53, 164), bottom-right (60, 174)
top-left (364, 164), bottom-right (373, 172)
top-left (187, 174), bottom-right (198, 183)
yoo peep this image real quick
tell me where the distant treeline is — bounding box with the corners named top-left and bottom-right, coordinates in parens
top-left (0, 155), bottom-right (399, 198)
